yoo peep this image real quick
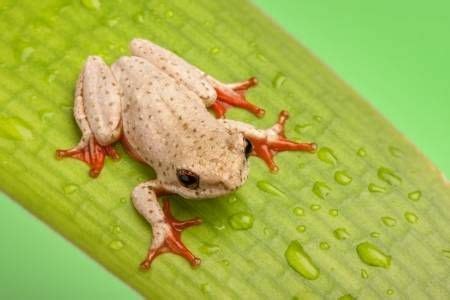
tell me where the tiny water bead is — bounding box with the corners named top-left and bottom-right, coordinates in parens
top-left (312, 181), bottom-right (331, 199)
top-left (112, 225), bottom-right (121, 234)
top-left (200, 283), bottom-right (210, 294)
top-left (165, 10), bottom-right (174, 18)
top-left (386, 289), bottom-right (395, 296)
top-left (361, 269), bottom-right (369, 279)
top-left (296, 225), bottom-right (306, 233)
top-left (329, 209), bottom-right (339, 217)
top-left (272, 72), bottom-right (286, 88)
top-left (370, 232), bottom-right (381, 238)
top-left (63, 184), bottom-right (79, 195)
top-left (310, 204), bottom-right (321, 211)
top-left (292, 207), bottom-right (305, 216)
top-left (227, 195), bottom-right (238, 204)
top-left (199, 243), bottom-right (220, 255)
top-left (408, 190), bottom-right (422, 201)
top-left (389, 146), bottom-right (403, 158)
top-left (21, 47), bottom-right (34, 62)
top-left (294, 123), bottom-right (312, 134)
top-left (228, 212), bottom-right (254, 230)
top-left (81, 0), bottom-right (101, 10)
top-left (0, 117), bottom-right (34, 141)
top-left (256, 180), bottom-right (285, 197)
top-left (381, 216), bottom-right (397, 227)
top-left (356, 242), bottom-right (391, 268)
top-left (338, 294), bottom-right (356, 300)
top-left (368, 183), bottom-right (386, 193)
top-left (285, 241), bottom-right (320, 280)
top-left (109, 240), bottom-right (124, 250)
top-left (334, 170), bottom-right (352, 185)
top-left (317, 147), bottom-right (337, 165)
top-left (333, 228), bottom-right (350, 240)
top-left (319, 242), bottom-right (330, 250)
top-left (256, 53), bottom-right (268, 62)
top-left (209, 47), bottom-right (220, 54)
top-left (377, 167), bottom-right (402, 185)
top-left (313, 115), bottom-right (322, 123)
top-left (220, 259), bottom-right (230, 267)
top-left (356, 147), bottom-right (367, 157)
top-left (404, 212), bottom-right (419, 224)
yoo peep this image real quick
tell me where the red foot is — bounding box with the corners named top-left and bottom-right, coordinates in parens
top-left (56, 136), bottom-right (119, 177)
top-left (248, 111), bottom-right (317, 172)
top-left (211, 77), bottom-right (265, 118)
top-left (140, 200), bottom-right (202, 270)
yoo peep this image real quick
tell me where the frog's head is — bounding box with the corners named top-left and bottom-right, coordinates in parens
top-left (161, 130), bottom-right (251, 199)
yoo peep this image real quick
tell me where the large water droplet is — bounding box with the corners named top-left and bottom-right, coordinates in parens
top-left (357, 147), bottom-right (367, 157)
top-left (199, 243), bottom-right (220, 255)
top-left (381, 216), bottom-right (397, 227)
top-left (63, 184), bottom-right (79, 195)
top-left (292, 207), bottom-right (304, 216)
top-left (408, 190), bottom-right (422, 201)
top-left (0, 117), bottom-right (33, 140)
top-left (377, 167), bottom-right (402, 185)
top-left (272, 72), bottom-right (286, 88)
top-left (404, 212), bottom-right (419, 224)
top-left (317, 147), bottom-right (337, 165)
top-left (338, 294), bottom-right (356, 300)
top-left (356, 241), bottom-right (391, 268)
top-left (319, 242), bottom-right (330, 250)
top-left (333, 228), bottom-right (350, 240)
top-left (81, 0), bottom-right (101, 10)
top-left (228, 212), bottom-right (254, 230)
top-left (109, 240), bottom-right (124, 250)
top-left (256, 181), bottom-right (285, 197)
top-left (329, 209), bottom-right (339, 217)
top-left (296, 225), bottom-right (306, 233)
top-left (368, 183), bottom-right (386, 193)
top-left (334, 170), bottom-right (352, 185)
top-left (312, 181), bottom-right (331, 199)
top-left (361, 269), bottom-right (369, 279)
top-left (285, 241), bottom-right (320, 280)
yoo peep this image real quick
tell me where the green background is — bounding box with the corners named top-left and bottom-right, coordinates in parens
top-left (1, 0), bottom-right (448, 299)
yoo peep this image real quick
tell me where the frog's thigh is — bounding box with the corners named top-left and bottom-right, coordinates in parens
top-left (219, 119), bottom-right (266, 139)
top-left (130, 38), bottom-right (216, 106)
top-left (82, 56), bottom-right (122, 146)
top-left (71, 72), bottom-right (94, 150)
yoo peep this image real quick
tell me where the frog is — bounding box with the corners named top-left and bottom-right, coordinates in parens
top-left (56, 38), bottom-right (316, 270)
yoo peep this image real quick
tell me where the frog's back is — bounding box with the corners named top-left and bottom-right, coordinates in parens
top-left (112, 56), bottom-right (233, 173)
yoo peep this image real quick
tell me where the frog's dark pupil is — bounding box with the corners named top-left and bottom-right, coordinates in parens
top-left (244, 138), bottom-right (253, 158)
top-left (176, 169), bottom-right (199, 189)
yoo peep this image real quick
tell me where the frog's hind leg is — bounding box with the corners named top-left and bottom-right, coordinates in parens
top-left (221, 111), bottom-right (316, 172)
top-left (208, 76), bottom-right (265, 119)
top-left (56, 56), bottom-right (122, 177)
top-left (132, 181), bottom-right (202, 269)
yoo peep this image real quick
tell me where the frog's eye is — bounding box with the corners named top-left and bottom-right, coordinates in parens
top-left (176, 169), bottom-right (200, 189)
top-left (244, 138), bottom-right (253, 159)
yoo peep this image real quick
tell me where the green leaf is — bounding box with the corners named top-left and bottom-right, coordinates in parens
top-left (0, 0), bottom-right (449, 299)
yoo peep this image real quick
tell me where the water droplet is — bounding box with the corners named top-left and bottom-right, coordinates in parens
top-left (389, 146), bottom-right (403, 157)
top-left (109, 240), bottom-right (124, 250)
top-left (227, 195), bottom-right (238, 204)
top-left (294, 123), bottom-right (312, 134)
top-left (228, 212), bottom-right (254, 230)
top-left (0, 117), bottom-right (33, 140)
top-left (21, 47), bottom-right (34, 62)
top-left (292, 207), bottom-right (304, 216)
top-left (338, 294), bottom-right (356, 300)
top-left (107, 18), bottom-right (119, 27)
top-left (386, 289), bottom-right (394, 296)
top-left (442, 249), bottom-right (450, 259)
top-left (285, 240), bottom-right (320, 280)
top-left (334, 170), bottom-right (352, 185)
top-left (263, 227), bottom-right (275, 236)
top-left (368, 183), bottom-right (386, 193)
top-left (329, 209), bottom-right (339, 217)
top-left (370, 232), bottom-right (380, 238)
top-left (408, 190), bottom-right (422, 201)
top-left (112, 225), bottom-right (121, 234)
top-left (319, 242), bottom-right (330, 250)
top-left (333, 228), bottom-right (350, 240)
top-left (404, 212), bottom-right (419, 224)
top-left (356, 241), bottom-right (391, 268)
top-left (63, 184), bottom-right (79, 195)
top-left (361, 269), bottom-right (369, 279)
top-left (313, 115), bottom-right (322, 123)
top-left (165, 10), bottom-right (174, 18)
top-left (317, 147), bottom-right (337, 165)
top-left (220, 259), bottom-right (230, 267)
top-left (119, 197), bottom-right (127, 204)
top-left (200, 283), bottom-right (210, 294)
top-left (256, 181), bottom-right (285, 197)
top-left (272, 72), bottom-right (286, 88)
top-left (213, 223), bottom-right (226, 231)
top-left (209, 47), bottom-right (220, 54)
top-left (296, 225), bottom-right (306, 233)
top-left (81, 0), bottom-right (101, 10)
top-left (381, 216), bottom-right (397, 227)
top-left (377, 167), bottom-right (402, 185)
top-left (134, 13), bottom-right (144, 23)
top-left (312, 181), bottom-right (331, 199)
top-left (199, 243), bottom-right (220, 255)
top-left (357, 147), bottom-right (367, 157)
top-left (39, 111), bottom-right (54, 123)
top-left (310, 204), bottom-right (321, 211)
top-left (256, 53), bottom-right (267, 62)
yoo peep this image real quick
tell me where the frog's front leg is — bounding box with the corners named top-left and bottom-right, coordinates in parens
top-left (132, 181), bottom-right (202, 269)
top-left (221, 111), bottom-right (317, 172)
top-left (56, 56), bottom-right (122, 177)
top-left (130, 38), bottom-right (265, 118)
